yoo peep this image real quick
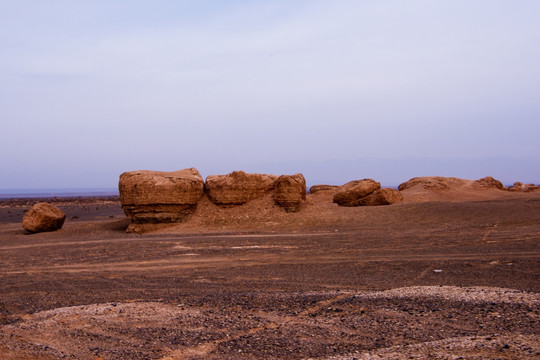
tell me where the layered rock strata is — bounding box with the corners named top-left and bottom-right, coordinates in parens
top-left (333, 179), bottom-right (381, 206)
top-left (22, 202), bottom-right (66, 233)
top-left (273, 174), bottom-right (307, 212)
top-left (309, 185), bottom-right (339, 194)
top-left (119, 168), bottom-right (204, 224)
top-left (474, 176), bottom-right (506, 190)
top-left (205, 171), bottom-right (278, 207)
top-left (398, 177), bottom-right (468, 191)
top-left (354, 188), bottom-right (403, 206)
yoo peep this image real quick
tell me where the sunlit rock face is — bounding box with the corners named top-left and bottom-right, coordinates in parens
top-left (273, 174), bottom-right (307, 212)
top-left (22, 202), bottom-right (66, 233)
top-left (333, 179), bottom-right (381, 207)
top-left (205, 171), bottom-right (278, 207)
top-left (119, 168), bottom-right (204, 224)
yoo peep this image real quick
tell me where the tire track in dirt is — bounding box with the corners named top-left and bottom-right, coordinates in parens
top-left (2, 250), bottom-right (539, 276)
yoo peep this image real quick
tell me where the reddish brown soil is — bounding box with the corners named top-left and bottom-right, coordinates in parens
top-left (0, 191), bottom-right (539, 359)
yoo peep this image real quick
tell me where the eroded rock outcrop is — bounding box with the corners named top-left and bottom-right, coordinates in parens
top-left (474, 176), bottom-right (506, 190)
top-left (273, 174), bottom-right (307, 212)
top-left (333, 179), bottom-right (381, 206)
top-left (22, 202), bottom-right (66, 233)
top-left (508, 182), bottom-right (538, 192)
top-left (119, 168), bottom-right (204, 224)
top-left (398, 177), bottom-right (467, 191)
top-left (508, 182), bottom-right (524, 192)
top-left (205, 171), bottom-right (278, 207)
top-left (355, 188), bottom-right (403, 206)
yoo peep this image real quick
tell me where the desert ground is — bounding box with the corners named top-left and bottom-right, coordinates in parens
top-left (0, 186), bottom-right (539, 359)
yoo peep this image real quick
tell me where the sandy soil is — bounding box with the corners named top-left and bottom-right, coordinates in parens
top-left (0, 187), bottom-right (539, 359)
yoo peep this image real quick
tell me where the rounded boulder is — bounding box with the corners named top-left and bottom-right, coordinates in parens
top-left (333, 179), bottom-right (381, 206)
top-left (22, 202), bottom-right (66, 233)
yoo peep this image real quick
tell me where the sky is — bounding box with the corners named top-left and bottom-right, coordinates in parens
top-left (1, 0), bottom-right (539, 189)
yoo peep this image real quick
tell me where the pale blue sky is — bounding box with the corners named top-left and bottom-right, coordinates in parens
top-left (1, 1), bottom-right (539, 188)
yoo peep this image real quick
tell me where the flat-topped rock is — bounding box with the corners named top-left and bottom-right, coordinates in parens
top-left (119, 168), bottom-right (204, 224)
top-left (22, 202), bottom-right (66, 233)
top-left (273, 174), bottom-right (307, 212)
top-left (205, 171), bottom-right (278, 207)
top-left (309, 185), bottom-right (339, 194)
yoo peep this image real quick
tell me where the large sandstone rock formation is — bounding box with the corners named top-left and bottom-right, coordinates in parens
top-left (355, 188), bottom-right (403, 206)
top-left (119, 168), bottom-right (204, 224)
top-left (205, 171), bottom-right (278, 207)
top-left (273, 174), bottom-right (306, 212)
top-left (22, 202), bottom-right (66, 233)
top-left (474, 176), bottom-right (506, 190)
top-left (333, 179), bottom-right (381, 206)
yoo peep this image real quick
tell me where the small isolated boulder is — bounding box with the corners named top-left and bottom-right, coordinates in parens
top-left (355, 188), bottom-right (403, 206)
top-left (119, 168), bottom-right (204, 224)
top-left (309, 185), bottom-right (339, 194)
top-left (22, 202), bottom-right (66, 233)
top-left (474, 176), bottom-right (506, 190)
top-left (333, 179), bottom-right (380, 206)
top-left (273, 174), bottom-right (307, 212)
top-left (205, 171), bottom-right (278, 207)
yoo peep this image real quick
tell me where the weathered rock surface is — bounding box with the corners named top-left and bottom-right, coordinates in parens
top-left (508, 182), bottom-right (524, 192)
top-left (22, 202), bottom-right (66, 233)
top-left (119, 168), bottom-right (204, 224)
top-left (474, 176), bottom-right (506, 190)
top-left (309, 185), bottom-right (339, 194)
top-left (398, 177), bottom-right (467, 191)
top-left (333, 179), bottom-right (381, 207)
top-left (524, 183), bottom-right (539, 192)
top-left (355, 188), bottom-right (404, 206)
top-left (273, 174), bottom-right (307, 212)
top-left (205, 171), bottom-right (278, 207)
top-left (508, 182), bottom-right (538, 192)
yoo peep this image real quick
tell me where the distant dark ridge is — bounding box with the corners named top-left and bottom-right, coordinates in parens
top-left (0, 196), bottom-right (120, 207)
top-left (0, 189), bottom-right (118, 199)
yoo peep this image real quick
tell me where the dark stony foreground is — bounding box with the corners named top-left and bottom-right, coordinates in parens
top-left (0, 198), bottom-right (539, 359)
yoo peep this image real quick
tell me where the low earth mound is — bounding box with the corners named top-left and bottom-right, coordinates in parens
top-left (398, 176), bottom-right (538, 203)
top-left (398, 176), bottom-right (468, 191)
top-left (22, 202), bottom-right (66, 233)
top-left (118, 168), bottom-right (204, 226)
top-left (205, 171), bottom-right (278, 207)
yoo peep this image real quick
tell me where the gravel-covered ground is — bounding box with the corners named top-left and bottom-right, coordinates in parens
top-left (0, 195), bottom-right (539, 359)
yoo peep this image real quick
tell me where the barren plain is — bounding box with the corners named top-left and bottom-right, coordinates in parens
top-left (0, 187), bottom-right (539, 359)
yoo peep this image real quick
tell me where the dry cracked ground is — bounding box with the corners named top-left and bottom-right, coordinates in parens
top-left (0, 195), bottom-right (539, 359)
